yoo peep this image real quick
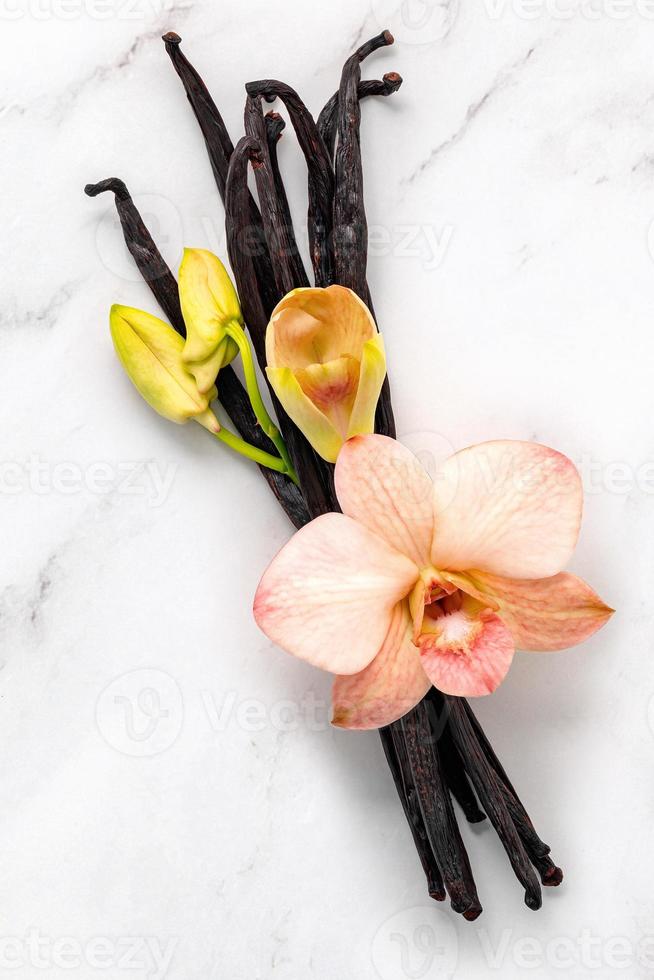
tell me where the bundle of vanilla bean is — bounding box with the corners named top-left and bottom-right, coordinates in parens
top-left (85, 30), bottom-right (562, 918)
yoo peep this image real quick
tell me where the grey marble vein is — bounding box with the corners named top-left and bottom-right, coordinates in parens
top-left (0, 281), bottom-right (80, 332)
top-left (404, 43), bottom-right (538, 185)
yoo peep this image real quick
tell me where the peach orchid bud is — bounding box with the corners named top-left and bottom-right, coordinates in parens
top-left (179, 248), bottom-right (241, 393)
top-left (110, 304), bottom-right (219, 432)
top-left (265, 285), bottom-right (386, 463)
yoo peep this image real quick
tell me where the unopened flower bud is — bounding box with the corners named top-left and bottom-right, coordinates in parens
top-left (110, 304), bottom-right (219, 432)
top-left (179, 248), bottom-right (241, 393)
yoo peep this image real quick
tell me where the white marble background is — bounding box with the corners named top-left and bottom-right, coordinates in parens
top-left (1, 0), bottom-right (652, 977)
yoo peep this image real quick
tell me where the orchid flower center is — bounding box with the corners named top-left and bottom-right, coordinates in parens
top-left (409, 568), bottom-right (454, 639)
top-left (408, 567), bottom-right (489, 657)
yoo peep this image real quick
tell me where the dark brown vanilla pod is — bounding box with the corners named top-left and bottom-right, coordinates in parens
top-left (374, 377), bottom-right (397, 439)
top-left (329, 34), bottom-right (398, 439)
top-left (318, 73), bottom-right (403, 161)
top-left (225, 138), bottom-right (271, 358)
top-left (265, 112), bottom-right (291, 219)
top-left (460, 701), bottom-right (562, 885)
top-left (379, 727), bottom-right (446, 902)
top-left (243, 97), bottom-right (310, 295)
top-left (241, 101), bottom-right (338, 511)
top-left (85, 179), bottom-right (185, 332)
top-left (84, 178), bottom-right (308, 524)
top-left (461, 701), bottom-right (551, 855)
top-left (400, 702), bottom-right (483, 919)
top-left (264, 110), bottom-right (313, 292)
top-left (162, 33), bottom-right (278, 319)
top-left (437, 723), bottom-right (487, 824)
top-left (246, 78), bottom-right (335, 287)
top-left (225, 138), bottom-right (335, 517)
top-left (219, 369), bottom-right (310, 528)
top-left (162, 33), bottom-right (234, 198)
top-left (440, 697), bottom-right (543, 911)
top-left (333, 30), bottom-right (395, 298)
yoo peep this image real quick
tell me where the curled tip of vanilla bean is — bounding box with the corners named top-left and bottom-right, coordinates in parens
top-left (533, 855), bottom-right (564, 887)
top-left (248, 144), bottom-right (265, 169)
top-left (358, 29), bottom-right (394, 60)
top-left (245, 80), bottom-right (276, 103)
top-left (382, 71), bottom-right (402, 91)
top-left (84, 178), bottom-right (129, 201)
top-left (161, 31), bottom-right (181, 45)
top-left (318, 74), bottom-right (404, 161)
top-left (265, 110), bottom-right (285, 143)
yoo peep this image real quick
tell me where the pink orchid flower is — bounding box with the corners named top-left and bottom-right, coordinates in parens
top-left (254, 434), bottom-right (613, 730)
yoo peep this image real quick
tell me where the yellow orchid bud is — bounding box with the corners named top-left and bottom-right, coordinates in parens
top-left (110, 304), bottom-right (219, 432)
top-left (179, 248), bottom-right (241, 393)
top-left (265, 285), bottom-right (386, 463)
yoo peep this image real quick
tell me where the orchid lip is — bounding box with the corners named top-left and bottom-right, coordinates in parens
top-left (409, 567), bottom-right (464, 645)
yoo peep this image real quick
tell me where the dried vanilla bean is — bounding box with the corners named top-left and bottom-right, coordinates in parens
top-left (162, 32), bottom-right (278, 319)
top-left (85, 178), bottom-right (184, 331)
top-left (84, 178), bottom-right (308, 524)
top-left (225, 138), bottom-right (270, 357)
top-left (265, 112), bottom-right (293, 230)
top-left (461, 701), bottom-right (550, 854)
top-left (333, 30), bottom-right (394, 297)
top-left (217, 368), bottom-right (309, 529)
top-left (437, 723), bottom-right (487, 825)
top-left (241, 100), bottom-right (336, 511)
top-left (265, 110), bottom-right (312, 293)
top-left (380, 727), bottom-right (446, 901)
top-left (318, 73), bottom-right (403, 161)
top-left (461, 701), bottom-right (562, 885)
top-left (162, 33), bottom-right (234, 198)
top-left (246, 78), bottom-right (335, 286)
top-left (331, 33), bottom-right (397, 438)
top-left (225, 137), bottom-right (334, 517)
top-left (243, 97), bottom-right (310, 295)
top-left (442, 697), bottom-right (543, 911)
top-left (400, 703), bottom-right (482, 918)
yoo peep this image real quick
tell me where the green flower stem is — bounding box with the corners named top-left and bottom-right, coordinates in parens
top-left (213, 425), bottom-right (298, 482)
top-left (225, 321), bottom-right (297, 480)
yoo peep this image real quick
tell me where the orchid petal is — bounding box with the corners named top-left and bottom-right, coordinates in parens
top-left (431, 440), bottom-right (583, 579)
top-left (265, 366), bottom-right (343, 463)
top-left (267, 285), bottom-right (376, 368)
top-left (335, 434), bottom-right (435, 568)
top-left (332, 602), bottom-right (431, 730)
top-left (253, 513), bottom-right (418, 675)
top-left (448, 570), bottom-right (613, 652)
top-left (347, 335), bottom-right (387, 440)
top-left (418, 595), bottom-right (515, 697)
